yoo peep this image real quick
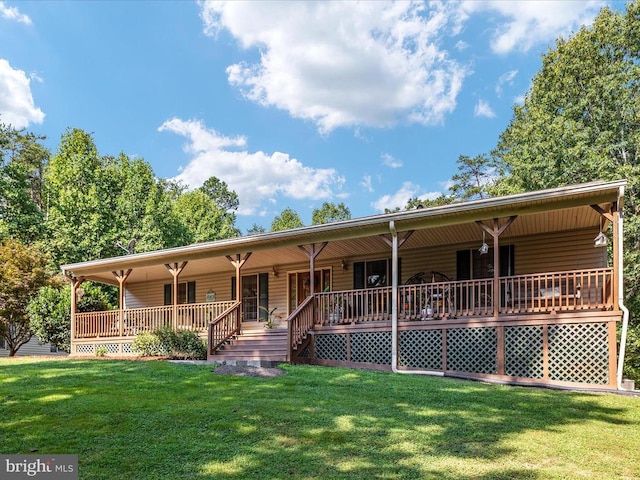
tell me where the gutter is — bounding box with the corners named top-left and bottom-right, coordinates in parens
top-left (616, 188), bottom-right (631, 390)
top-left (390, 220), bottom-right (444, 377)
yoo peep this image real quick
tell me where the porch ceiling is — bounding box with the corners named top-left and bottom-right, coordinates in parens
top-left (62, 180), bottom-right (624, 285)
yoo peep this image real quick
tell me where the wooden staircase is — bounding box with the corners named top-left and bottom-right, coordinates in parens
top-left (211, 322), bottom-right (288, 366)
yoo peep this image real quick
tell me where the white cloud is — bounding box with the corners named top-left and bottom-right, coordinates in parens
top-left (463, 0), bottom-right (604, 54)
top-left (158, 118), bottom-right (345, 215)
top-left (201, 1), bottom-right (468, 133)
top-left (371, 181), bottom-right (440, 212)
top-left (0, 1), bottom-right (32, 25)
top-left (495, 69), bottom-right (517, 97)
top-left (474, 99), bottom-right (495, 118)
top-left (0, 59), bottom-right (44, 128)
top-left (360, 175), bottom-right (374, 193)
top-left (381, 152), bottom-right (403, 169)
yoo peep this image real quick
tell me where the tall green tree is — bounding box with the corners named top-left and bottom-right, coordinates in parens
top-left (311, 202), bottom-right (351, 225)
top-left (173, 188), bottom-right (240, 243)
top-left (246, 223), bottom-right (266, 235)
top-left (488, 2), bottom-right (640, 379)
top-left (0, 239), bottom-right (49, 356)
top-left (449, 154), bottom-right (495, 201)
top-left (0, 124), bottom-right (49, 243)
top-left (44, 128), bottom-right (115, 266)
top-left (199, 176), bottom-right (239, 213)
top-left (271, 208), bottom-right (304, 231)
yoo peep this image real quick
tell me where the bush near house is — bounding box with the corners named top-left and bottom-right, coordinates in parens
top-left (132, 328), bottom-right (206, 360)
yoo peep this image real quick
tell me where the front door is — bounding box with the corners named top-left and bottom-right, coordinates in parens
top-left (289, 269), bottom-right (331, 314)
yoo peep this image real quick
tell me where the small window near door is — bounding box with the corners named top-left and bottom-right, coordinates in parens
top-left (164, 281), bottom-right (196, 305)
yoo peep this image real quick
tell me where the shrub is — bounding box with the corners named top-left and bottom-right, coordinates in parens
top-left (132, 332), bottom-right (163, 357)
top-left (95, 346), bottom-right (107, 357)
top-left (132, 328), bottom-right (207, 360)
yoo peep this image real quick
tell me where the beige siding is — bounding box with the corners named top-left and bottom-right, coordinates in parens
top-left (0, 336), bottom-right (68, 357)
top-left (123, 227), bottom-right (606, 318)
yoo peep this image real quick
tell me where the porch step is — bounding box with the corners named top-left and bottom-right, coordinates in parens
top-left (210, 322), bottom-right (288, 362)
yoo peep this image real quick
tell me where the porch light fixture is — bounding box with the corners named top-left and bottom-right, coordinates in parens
top-left (341, 259), bottom-right (348, 271)
top-left (594, 218), bottom-right (608, 248)
top-left (478, 231), bottom-right (489, 255)
top-left (272, 265), bottom-right (279, 277)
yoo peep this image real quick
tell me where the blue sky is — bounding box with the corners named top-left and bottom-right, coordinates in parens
top-left (0, 0), bottom-right (622, 233)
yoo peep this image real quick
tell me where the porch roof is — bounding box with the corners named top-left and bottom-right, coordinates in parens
top-left (61, 180), bottom-right (626, 285)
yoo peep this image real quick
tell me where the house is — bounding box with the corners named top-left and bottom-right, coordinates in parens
top-left (61, 180), bottom-right (630, 391)
top-left (0, 335), bottom-right (68, 357)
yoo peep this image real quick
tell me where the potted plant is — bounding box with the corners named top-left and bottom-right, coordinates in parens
top-left (259, 306), bottom-right (281, 329)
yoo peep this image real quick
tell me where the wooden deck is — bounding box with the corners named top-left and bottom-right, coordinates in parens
top-left (71, 267), bottom-right (620, 389)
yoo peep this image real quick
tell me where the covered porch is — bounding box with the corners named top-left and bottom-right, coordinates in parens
top-left (62, 181), bottom-right (627, 389)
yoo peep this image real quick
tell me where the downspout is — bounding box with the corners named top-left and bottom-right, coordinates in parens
top-left (616, 205), bottom-right (631, 390)
top-left (390, 221), bottom-right (444, 376)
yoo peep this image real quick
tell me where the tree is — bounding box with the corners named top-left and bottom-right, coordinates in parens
top-left (311, 202), bottom-right (351, 225)
top-left (247, 223), bottom-right (266, 235)
top-left (449, 154), bottom-right (495, 201)
top-left (0, 124), bottom-right (49, 243)
top-left (44, 128), bottom-right (115, 266)
top-left (173, 189), bottom-right (240, 243)
top-left (0, 239), bottom-right (48, 356)
top-left (488, 2), bottom-right (640, 380)
top-left (28, 280), bottom-right (114, 352)
top-left (271, 208), bottom-right (304, 231)
top-left (199, 176), bottom-right (239, 213)
top-left (404, 194), bottom-right (454, 210)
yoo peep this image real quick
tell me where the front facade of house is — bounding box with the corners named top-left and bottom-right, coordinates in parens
top-left (61, 181), bottom-right (629, 390)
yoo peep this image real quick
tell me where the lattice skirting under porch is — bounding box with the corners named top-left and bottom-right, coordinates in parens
top-left (73, 341), bottom-right (134, 356)
top-left (297, 321), bottom-right (615, 388)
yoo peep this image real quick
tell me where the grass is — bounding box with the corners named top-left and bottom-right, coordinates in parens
top-left (1, 358), bottom-right (639, 480)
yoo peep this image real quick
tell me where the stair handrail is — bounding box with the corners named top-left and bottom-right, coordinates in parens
top-left (208, 301), bottom-right (242, 355)
top-left (287, 295), bottom-right (316, 360)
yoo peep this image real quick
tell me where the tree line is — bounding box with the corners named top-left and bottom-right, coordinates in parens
top-left (1, 1), bottom-right (639, 380)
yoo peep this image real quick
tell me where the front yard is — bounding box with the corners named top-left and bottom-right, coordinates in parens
top-left (0, 358), bottom-right (638, 479)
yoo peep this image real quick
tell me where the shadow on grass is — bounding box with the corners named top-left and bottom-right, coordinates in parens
top-left (0, 359), bottom-right (637, 479)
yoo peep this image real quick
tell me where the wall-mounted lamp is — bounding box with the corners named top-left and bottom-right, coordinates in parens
top-left (478, 231), bottom-right (489, 255)
top-left (272, 265), bottom-right (279, 277)
top-left (594, 218), bottom-right (608, 248)
top-left (341, 259), bottom-right (348, 271)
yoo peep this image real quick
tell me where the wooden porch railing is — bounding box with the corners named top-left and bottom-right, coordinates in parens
top-left (500, 268), bottom-right (613, 313)
top-left (208, 302), bottom-right (241, 355)
top-left (75, 310), bottom-right (121, 338)
top-left (287, 295), bottom-right (315, 356)
top-left (123, 306), bottom-right (173, 335)
top-left (74, 301), bottom-right (238, 339)
top-left (74, 268), bottom-right (615, 342)
top-left (177, 301), bottom-right (237, 332)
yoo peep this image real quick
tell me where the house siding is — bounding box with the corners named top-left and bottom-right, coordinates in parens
top-left (0, 335), bottom-right (68, 357)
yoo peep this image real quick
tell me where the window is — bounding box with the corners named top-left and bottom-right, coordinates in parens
top-left (457, 245), bottom-right (514, 280)
top-left (50, 344), bottom-right (59, 353)
top-left (164, 281), bottom-right (196, 305)
top-left (231, 273), bottom-right (269, 321)
top-left (353, 258), bottom-right (400, 289)
top-left (0, 337), bottom-right (5, 349)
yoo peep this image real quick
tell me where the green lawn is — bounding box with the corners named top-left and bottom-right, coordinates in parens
top-left (0, 359), bottom-right (638, 479)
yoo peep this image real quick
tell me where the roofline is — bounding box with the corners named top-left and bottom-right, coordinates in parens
top-left (61, 179), bottom-right (626, 276)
